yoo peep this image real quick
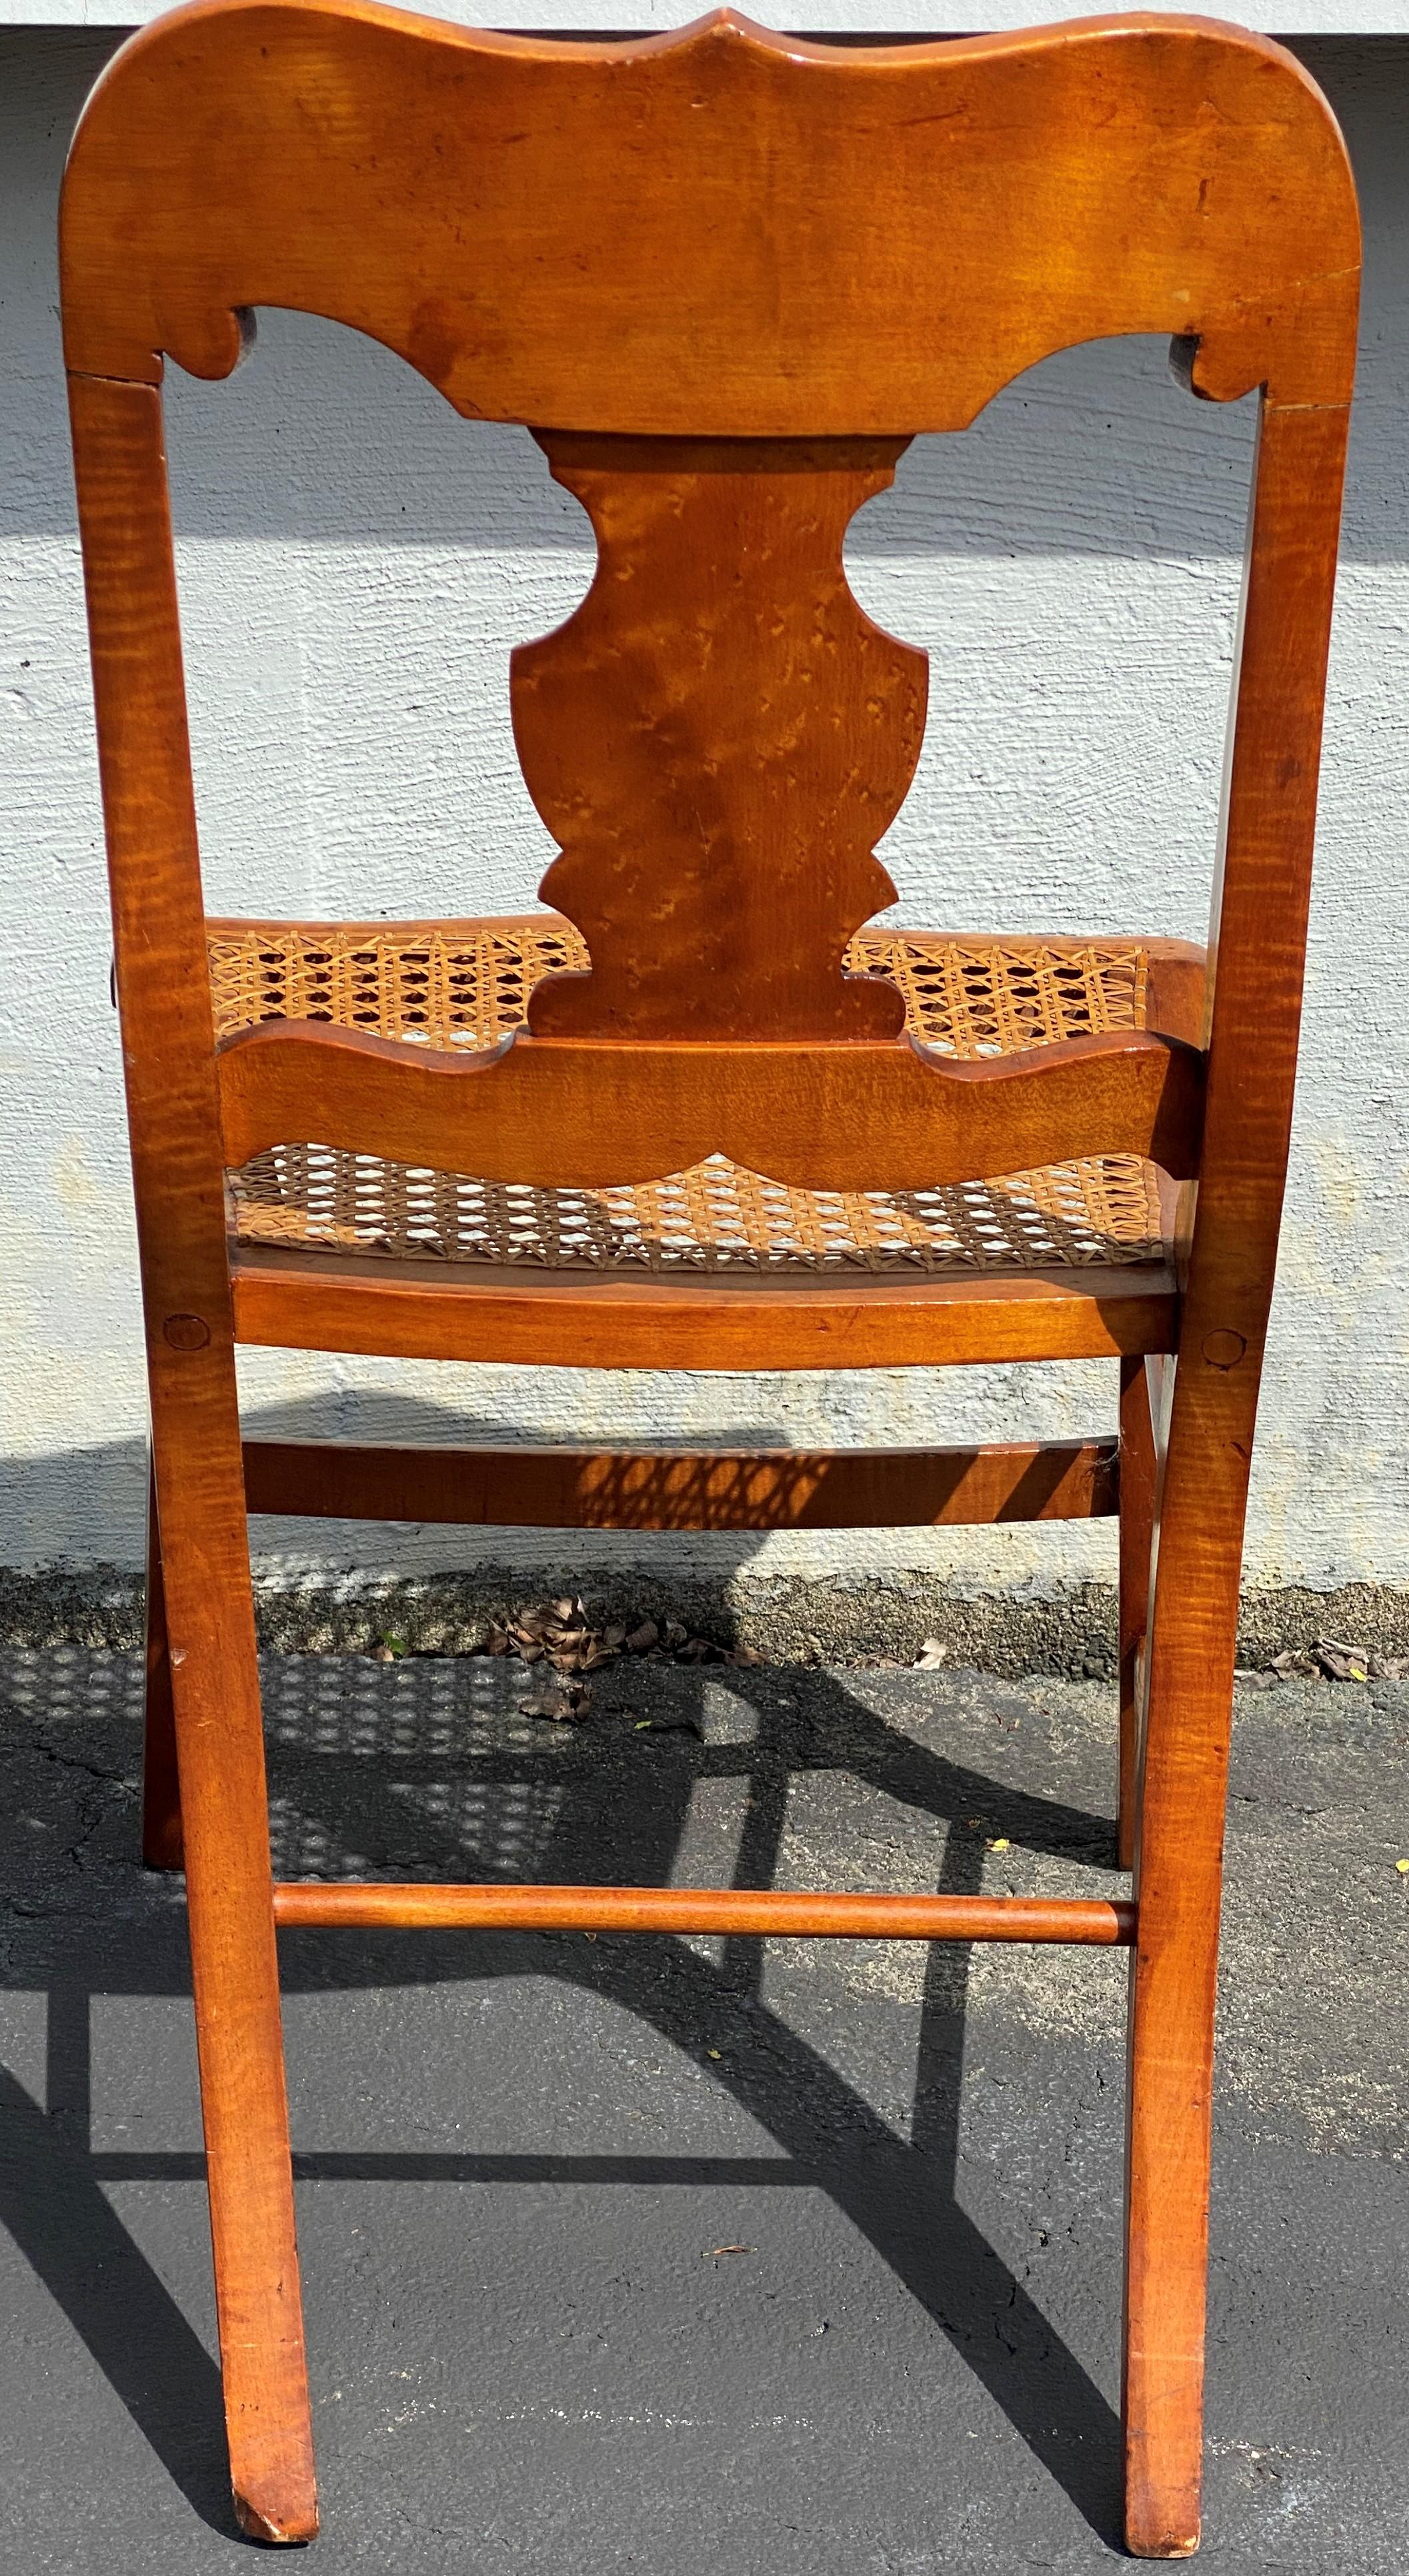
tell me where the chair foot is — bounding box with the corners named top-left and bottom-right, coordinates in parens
top-left (1123, 1748), bottom-right (1216, 2563)
top-left (1124, 2449), bottom-right (1202, 2557)
top-left (233, 2477), bottom-right (320, 2545)
top-left (1124, 2366), bottom-right (1206, 2551)
top-left (1124, 2515), bottom-right (1200, 2558)
top-left (142, 1813), bottom-right (185, 1874)
top-left (1123, 1902), bottom-right (1212, 2562)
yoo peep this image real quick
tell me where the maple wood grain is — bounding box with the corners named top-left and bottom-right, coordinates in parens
top-left (61, 3), bottom-right (1358, 419)
top-left (231, 1247), bottom-right (1181, 1371)
top-left (216, 1021), bottom-right (1206, 1193)
top-left (1122, 399), bottom-right (1352, 2559)
top-left (68, 365), bottom-right (318, 2543)
top-left (241, 1435), bottom-right (1118, 1529)
top-left (517, 434), bottom-right (920, 1041)
top-left (141, 1459), bottom-right (184, 1870)
top-left (272, 1884), bottom-right (1136, 1942)
top-left (63, 6), bottom-right (1358, 2555)
top-left (1142, 946), bottom-right (1208, 1051)
top-left (1117, 1357), bottom-right (1158, 1874)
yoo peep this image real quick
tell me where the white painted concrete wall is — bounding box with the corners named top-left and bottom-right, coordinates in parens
top-left (1, 26), bottom-right (1406, 1595)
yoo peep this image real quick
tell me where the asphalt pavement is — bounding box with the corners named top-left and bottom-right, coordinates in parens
top-left (0, 1646), bottom-right (1403, 2571)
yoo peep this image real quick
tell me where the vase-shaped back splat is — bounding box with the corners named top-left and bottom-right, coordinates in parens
top-left (513, 433), bottom-right (926, 1043)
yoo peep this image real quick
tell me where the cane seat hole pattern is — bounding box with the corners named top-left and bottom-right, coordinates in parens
top-left (209, 918), bottom-right (1166, 1275)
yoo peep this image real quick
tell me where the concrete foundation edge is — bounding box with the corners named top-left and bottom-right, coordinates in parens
top-left (5, 1563), bottom-right (1408, 1676)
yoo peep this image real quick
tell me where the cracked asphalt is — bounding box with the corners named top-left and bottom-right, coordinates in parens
top-left (0, 1647), bottom-right (1404, 2571)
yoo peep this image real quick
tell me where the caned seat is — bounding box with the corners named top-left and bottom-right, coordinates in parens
top-left (212, 916), bottom-right (1169, 1275)
top-left (63, 1), bottom-right (1358, 2556)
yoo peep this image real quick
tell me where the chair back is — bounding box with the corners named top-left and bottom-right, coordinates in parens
top-left (61, 3), bottom-right (1359, 1311)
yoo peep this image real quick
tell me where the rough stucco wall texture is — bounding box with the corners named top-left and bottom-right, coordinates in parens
top-left (1, 31), bottom-right (1406, 1598)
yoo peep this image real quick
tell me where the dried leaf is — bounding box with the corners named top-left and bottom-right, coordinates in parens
top-left (732, 1643), bottom-right (764, 1667)
top-left (518, 1678), bottom-right (591, 1723)
top-left (706, 2244), bottom-right (754, 2259)
top-left (1314, 1636), bottom-right (1370, 1684)
top-left (916, 1638), bottom-right (948, 1670)
top-left (663, 1619), bottom-right (688, 1650)
top-left (1396, 1859), bottom-right (1409, 1876)
top-left (485, 1626), bottom-right (511, 1659)
top-left (625, 1620), bottom-right (659, 1654)
top-left (1236, 1667), bottom-right (1278, 1692)
top-left (986, 1836), bottom-right (1011, 1853)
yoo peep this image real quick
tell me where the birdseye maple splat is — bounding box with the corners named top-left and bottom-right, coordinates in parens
top-left (61, 0), bottom-right (1359, 2560)
top-left (211, 415), bottom-right (1207, 1185)
top-left (212, 414), bottom-right (1208, 1190)
top-left (516, 434), bottom-right (920, 1043)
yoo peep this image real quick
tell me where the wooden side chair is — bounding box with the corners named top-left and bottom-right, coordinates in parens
top-left (61, 2), bottom-right (1358, 2553)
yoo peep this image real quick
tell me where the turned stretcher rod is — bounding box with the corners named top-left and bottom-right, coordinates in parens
top-left (271, 1884), bottom-right (1134, 1943)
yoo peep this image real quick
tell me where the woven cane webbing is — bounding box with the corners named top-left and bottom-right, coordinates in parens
top-left (210, 918), bottom-right (1166, 1275)
top-left (207, 918), bottom-right (1150, 1057)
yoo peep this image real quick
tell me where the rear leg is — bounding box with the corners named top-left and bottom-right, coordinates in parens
top-left (1117, 1357), bottom-right (1158, 1873)
top-left (153, 1359), bottom-right (317, 2540)
top-left (143, 1456), bottom-right (183, 1870)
